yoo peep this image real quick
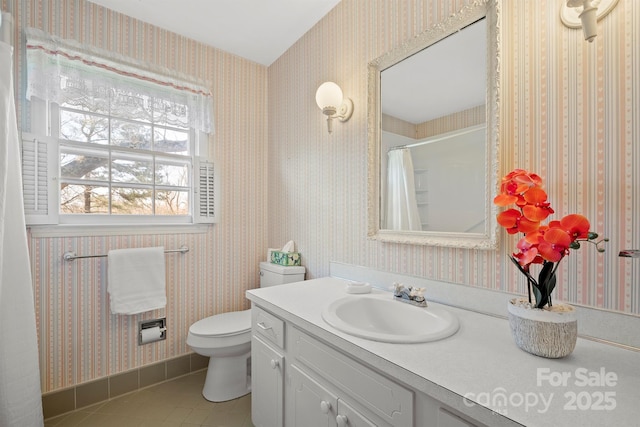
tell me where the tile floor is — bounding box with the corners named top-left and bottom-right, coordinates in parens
top-left (44, 371), bottom-right (254, 427)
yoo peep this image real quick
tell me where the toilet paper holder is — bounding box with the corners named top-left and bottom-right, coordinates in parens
top-left (138, 317), bottom-right (167, 345)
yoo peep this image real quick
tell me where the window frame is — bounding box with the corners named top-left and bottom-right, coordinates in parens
top-left (25, 97), bottom-right (218, 229)
top-left (53, 101), bottom-right (195, 224)
top-left (23, 28), bottom-right (217, 231)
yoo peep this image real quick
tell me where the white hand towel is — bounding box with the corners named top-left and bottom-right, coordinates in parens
top-left (107, 247), bottom-right (166, 315)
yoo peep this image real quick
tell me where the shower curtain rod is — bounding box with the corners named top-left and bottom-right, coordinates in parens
top-left (387, 124), bottom-right (485, 152)
top-left (63, 245), bottom-right (189, 261)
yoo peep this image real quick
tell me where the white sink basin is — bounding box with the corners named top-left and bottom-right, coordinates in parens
top-left (321, 293), bottom-right (459, 343)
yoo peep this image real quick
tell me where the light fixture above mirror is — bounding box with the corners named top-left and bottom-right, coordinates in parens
top-left (316, 81), bottom-right (354, 133)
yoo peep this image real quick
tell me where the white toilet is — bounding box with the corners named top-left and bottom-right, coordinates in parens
top-left (187, 261), bottom-right (305, 402)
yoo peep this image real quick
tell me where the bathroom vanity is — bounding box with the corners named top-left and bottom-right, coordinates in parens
top-left (247, 277), bottom-right (639, 427)
top-left (251, 305), bottom-right (415, 426)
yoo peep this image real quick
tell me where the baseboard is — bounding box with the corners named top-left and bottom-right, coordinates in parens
top-left (42, 353), bottom-right (209, 420)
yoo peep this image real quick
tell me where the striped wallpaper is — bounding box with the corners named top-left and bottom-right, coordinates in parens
top-left (1, 0), bottom-right (638, 395)
top-left (268, 0), bottom-right (639, 315)
top-left (383, 105), bottom-right (486, 139)
top-left (416, 105), bottom-right (486, 139)
top-left (382, 114), bottom-right (416, 139)
top-left (3, 0), bottom-right (268, 393)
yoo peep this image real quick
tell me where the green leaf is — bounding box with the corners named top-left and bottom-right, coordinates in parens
top-left (535, 262), bottom-right (555, 308)
top-left (538, 262), bottom-right (554, 287)
top-left (509, 256), bottom-right (538, 287)
top-left (531, 282), bottom-right (543, 308)
top-left (546, 271), bottom-right (556, 299)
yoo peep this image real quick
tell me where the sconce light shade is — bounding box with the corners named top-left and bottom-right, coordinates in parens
top-left (316, 81), bottom-right (354, 133)
top-left (316, 82), bottom-right (343, 115)
top-left (561, 0), bottom-right (619, 43)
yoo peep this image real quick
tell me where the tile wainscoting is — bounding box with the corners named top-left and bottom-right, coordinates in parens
top-left (42, 353), bottom-right (209, 420)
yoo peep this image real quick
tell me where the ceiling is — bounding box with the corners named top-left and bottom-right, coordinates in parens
top-left (87, 0), bottom-right (341, 66)
top-left (382, 18), bottom-right (486, 125)
top-left (86, 0), bottom-right (484, 127)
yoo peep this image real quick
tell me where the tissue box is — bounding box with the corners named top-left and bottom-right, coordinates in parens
top-left (270, 251), bottom-right (301, 266)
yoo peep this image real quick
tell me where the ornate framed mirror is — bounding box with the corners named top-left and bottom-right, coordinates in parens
top-left (367, 0), bottom-right (501, 249)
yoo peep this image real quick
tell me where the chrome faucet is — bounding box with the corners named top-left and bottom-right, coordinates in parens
top-left (392, 283), bottom-right (427, 307)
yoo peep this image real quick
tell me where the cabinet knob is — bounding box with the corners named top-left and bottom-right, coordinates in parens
top-left (270, 359), bottom-right (279, 369)
top-left (320, 400), bottom-right (332, 414)
top-left (336, 414), bottom-right (348, 427)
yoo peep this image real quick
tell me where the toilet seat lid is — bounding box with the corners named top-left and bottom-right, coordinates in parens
top-left (190, 309), bottom-right (251, 337)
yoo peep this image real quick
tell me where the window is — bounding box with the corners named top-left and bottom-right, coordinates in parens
top-left (56, 90), bottom-right (192, 218)
top-left (23, 28), bottom-right (217, 227)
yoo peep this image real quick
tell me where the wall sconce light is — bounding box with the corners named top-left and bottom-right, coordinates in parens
top-left (560, 0), bottom-right (619, 43)
top-left (315, 82), bottom-right (353, 133)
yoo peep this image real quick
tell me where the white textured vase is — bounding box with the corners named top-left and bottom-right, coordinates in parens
top-left (507, 298), bottom-right (577, 359)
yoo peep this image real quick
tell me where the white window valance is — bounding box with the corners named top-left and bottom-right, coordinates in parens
top-left (25, 27), bottom-right (214, 133)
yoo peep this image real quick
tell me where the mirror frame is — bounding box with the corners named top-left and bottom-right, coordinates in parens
top-left (367, 0), bottom-right (501, 249)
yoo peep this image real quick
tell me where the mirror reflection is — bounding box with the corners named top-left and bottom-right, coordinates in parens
top-left (367, 0), bottom-right (499, 248)
top-left (381, 18), bottom-right (486, 233)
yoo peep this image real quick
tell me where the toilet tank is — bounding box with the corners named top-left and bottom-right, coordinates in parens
top-left (259, 261), bottom-right (305, 287)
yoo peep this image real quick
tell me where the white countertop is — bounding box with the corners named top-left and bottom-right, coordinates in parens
top-left (246, 277), bottom-right (640, 427)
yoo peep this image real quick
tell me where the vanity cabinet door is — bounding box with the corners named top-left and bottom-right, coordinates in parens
top-left (290, 364), bottom-right (383, 427)
top-left (289, 326), bottom-right (413, 426)
top-left (337, 399), bottom-right (378, 427)
top-left (251, 336), bottom-right (284, 427)
top-left (290, 365), bottom-right (338, 427)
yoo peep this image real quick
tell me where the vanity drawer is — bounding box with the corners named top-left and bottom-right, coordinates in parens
top-left (289, 326), bottom-right (413, 426)
top-left (252, 306), bottom-right (285, 349)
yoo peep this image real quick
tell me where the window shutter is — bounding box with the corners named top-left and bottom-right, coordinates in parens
top-left (194, 157), bottom-right (219, 223)
top-left (22, 132), bottom-right (58, 225)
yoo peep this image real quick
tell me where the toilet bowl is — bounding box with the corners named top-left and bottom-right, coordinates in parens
top-left (187, 309), bottom-right (252, 402)
top-left (187, 262), bottom-right (305, 402)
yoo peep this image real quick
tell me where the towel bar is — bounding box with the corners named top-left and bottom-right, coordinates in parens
top-left (63, 245), bottom-right (189, 261)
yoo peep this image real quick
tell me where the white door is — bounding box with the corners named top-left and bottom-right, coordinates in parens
top-left (337, 399), bottom-right (379, 427)
top-left (290, 365), bottom-right (338, 427)
top-left (251, 336), bottom-right (284, 427)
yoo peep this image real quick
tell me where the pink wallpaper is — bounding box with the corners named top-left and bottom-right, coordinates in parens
top-left (3, 0), bottom-right (268, 392)
top-left (268, 0), bottom-right (639, 316)
top-left (1, 0), bottom-right (638, 394)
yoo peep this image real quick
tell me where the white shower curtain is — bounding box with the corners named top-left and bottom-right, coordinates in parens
top-left (0, 30), bottom-right (45, 427)
top-left (385, 148), bottom-right (422, 231)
